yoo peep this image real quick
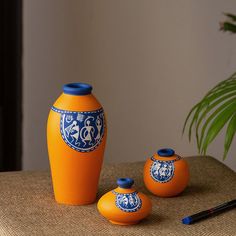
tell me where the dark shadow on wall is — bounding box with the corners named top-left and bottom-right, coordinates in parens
top-left (0, 0), bottom-right (22, 171)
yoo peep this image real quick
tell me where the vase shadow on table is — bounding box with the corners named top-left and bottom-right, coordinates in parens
top-left (178, 183), bottom-right (216, 197)
top-left (97, 186), bottom-right (117, 199)
top-left (108, 214), bottom-right (166, 227)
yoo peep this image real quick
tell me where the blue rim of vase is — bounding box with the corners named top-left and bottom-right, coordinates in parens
top-left (117, 178), bottom-right (134, 189)
top-left (157, 148), bottom-right (175, 157)
top-left (63, 83), bottom-right (93, 95)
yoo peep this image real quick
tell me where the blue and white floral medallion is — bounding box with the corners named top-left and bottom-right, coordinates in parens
top-left (51, 106), bottom-right (105, 152)
top-left (112, 191), bottom-right (142, 212)
top-left (150, 157), bottom-right (175, 183)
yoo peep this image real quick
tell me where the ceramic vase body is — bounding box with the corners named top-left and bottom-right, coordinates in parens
top-left (47, 83), bottom-right (107, 205)
top-left (144, 148), bottom-right (189, 197)
top-left (97, 178), bottom-right (152, 225)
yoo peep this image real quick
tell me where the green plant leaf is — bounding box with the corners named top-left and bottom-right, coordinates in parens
top-left (201, 101), bottom-right (236, 155)
top-left (187, 86), bottom-right (236, 142)
top-left (199, 97), bottom-right (236, 151)
top-left (206, 82), bottom-right (236, 98)
top-left (205, 73), bottom-right (236, 96)
top-left (220, 22), bottom-right (236, 33)
top-left (196, 92), bottom-right (236, 150)
top-left (223, 114), bottom-right (236, 160)
top-left (183, 73), bottom-right (236, 133)
top-left (182, 102), bottom-right (200, 137)
top-left (224, 13), bottom-right (236, 22)
top-left (187, 101), bottom-right (207, 141)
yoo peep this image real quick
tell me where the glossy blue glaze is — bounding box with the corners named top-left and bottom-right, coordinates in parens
top-left (117, 178), bottom-right (134, 189)
top-left (63, 83), bottom-right (92, 95)
top-left (157, 148), bottom-right (175, 157)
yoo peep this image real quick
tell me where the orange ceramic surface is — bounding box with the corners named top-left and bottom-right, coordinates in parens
top-left (97, 178), bottom-right (152, 225)
top-left (47, 83), bottom-right (107, 205)
top-left (144, 148), bottom-right (189, 197)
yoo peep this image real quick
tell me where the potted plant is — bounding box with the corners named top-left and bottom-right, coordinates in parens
top-left (183, 13), bottom-right (236, 160)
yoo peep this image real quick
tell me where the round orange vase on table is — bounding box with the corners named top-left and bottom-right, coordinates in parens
top-left (144, 148), bottom-right (189, 197)
top-left (47, 83), bottom-right (107, 205)
top-left (97, 178), bottom-right (152, 225)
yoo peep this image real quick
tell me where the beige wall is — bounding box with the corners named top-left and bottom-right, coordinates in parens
top-left (23, 0), bottom-right (236, 171)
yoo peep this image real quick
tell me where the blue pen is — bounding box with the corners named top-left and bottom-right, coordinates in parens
top-left (182, 199), bottom-right (236, 225)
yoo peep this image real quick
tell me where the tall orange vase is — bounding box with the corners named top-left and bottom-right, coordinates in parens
top-left (47, 83), bottom-right (107, 205)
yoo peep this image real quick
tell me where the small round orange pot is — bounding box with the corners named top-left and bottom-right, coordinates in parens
top-left (97, 178), bottom-right (152, 225)
top-left (47, 83), bottom-right (107, 205)
top-left (144, 148), bottom-right (189, 197)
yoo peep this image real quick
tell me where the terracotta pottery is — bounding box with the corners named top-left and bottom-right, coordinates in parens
top-left (144, 148), bottom-right (189, 197)
top-left (97, 178), bottom-right (152, 225)
top-left (47, 83), bottom-right (107, 205)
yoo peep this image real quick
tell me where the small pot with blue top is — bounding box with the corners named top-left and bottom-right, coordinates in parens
top-left (144, 148), bottom-right (189, 197)
top-left (97, 178), bottom-right (152, 225)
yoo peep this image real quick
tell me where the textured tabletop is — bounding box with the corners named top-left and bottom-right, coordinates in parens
top-left (0, 156), bottom-right (235, 236)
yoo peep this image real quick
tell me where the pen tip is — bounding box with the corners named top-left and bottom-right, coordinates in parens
top-left (182, 217), bottom-right (192, 225)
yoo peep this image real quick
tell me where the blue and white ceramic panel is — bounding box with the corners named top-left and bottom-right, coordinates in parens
top-left (150, 158), bottom-right (175, 183)
top-left (112, 191), bottom-right (142, 212)
top-left (51, 106), bottom-right (105, 152)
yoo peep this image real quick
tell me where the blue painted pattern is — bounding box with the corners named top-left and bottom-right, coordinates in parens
top-left (112, 191), bottom-right (142, 212)
top-left (51, 106), bottom-right (105, 152)
top-left (150, 157), bottom-right (175, 183)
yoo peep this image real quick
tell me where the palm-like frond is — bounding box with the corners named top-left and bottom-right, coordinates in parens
top-left (224, 13), bottom-right (236, 22)
top-left (183, 73), bottom-right (236, 159)
top-left (220, 13), bottom-right (236, 33)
